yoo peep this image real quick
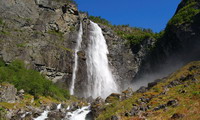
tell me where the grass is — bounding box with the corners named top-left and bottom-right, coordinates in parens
top-left (96, 61), bottom-right (200, 120)
top-left (16, 43), bottom-right (27, 48)
top-left (48, 30), bottom-right (64, 41)
top-left (0, 59), bottom-right (70, 100)
top-left (0, 18), bottom-right (3, 25)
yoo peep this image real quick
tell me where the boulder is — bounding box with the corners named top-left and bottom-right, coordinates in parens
top-left (0, 83), bottom-right (17, 103)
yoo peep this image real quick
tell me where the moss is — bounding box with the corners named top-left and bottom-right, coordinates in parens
top-left (0, 18), bottom-right (3, 25)
top-left (48, 30), bottom-right (64, 41)
top-left (59, 46), bottom-right (74, 53)
top-left (0, 30), bottom-right (10, 35)
top-left (16, 43), bottom-right (27, 48)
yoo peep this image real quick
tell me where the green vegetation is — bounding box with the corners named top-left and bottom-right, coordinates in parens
top-left (89, 16), bottom-right (111, 26)
top-left (0, 18), bottom-right (3, 25)
top-left (115, 26), bottom-right (155, 45)
top-left (97, 61), bottom-right (200, 120)
top-left (0, 106), bottom-right (6, 120)
top-left (0, 59), bottom-right (70, 100)
top-left (16, 43), bottom-right (27, 48)
top-left (168, 2), bottom-right (200, 26)
top-left (48, 30), bottom-right (64, 41)
top-left (52, 0), bottom-right (76, 5)
top-left (89, 16), bottom-right (159, 46)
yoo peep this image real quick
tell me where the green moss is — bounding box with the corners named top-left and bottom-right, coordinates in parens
top-left (48, 30), bottom-right (64, 41)
top-left (0, 18), bottom-right (3, 25)
top-left (0, 59), bottom-right (70, 100)
top-left (0, 30), bottom-right (10, 35)
top-left (59, 46), bottom-right (74, 53)
top-left (16, 43), bottom-right (27, 48)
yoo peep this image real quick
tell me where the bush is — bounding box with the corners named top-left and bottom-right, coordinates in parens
top-left (89, 16), bottom-right (111, 26)
top-left (0, 59), bottom-right (70, 100)
top-left (168, 2), bottom-right (200, 26)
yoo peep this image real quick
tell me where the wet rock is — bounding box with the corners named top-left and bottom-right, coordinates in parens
top-left (50, 103), bottom-right (58, 110)
top-left (137, 86), bottom-right (147, 93)
top-left (47, 111), bottom-right (65, 120)
top-left (91, 97), bottom-right (104, 118)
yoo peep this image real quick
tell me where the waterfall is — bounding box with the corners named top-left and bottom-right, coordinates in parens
top-left (66, 106), bottom-right (91, 120)
top-left (70, 23), bottom-right (83, 95)
top-left (86, 21), bottom-right (119, 99)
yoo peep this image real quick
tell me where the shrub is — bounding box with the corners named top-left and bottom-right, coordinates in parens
top-left (0, 59), bottom-right (70, 100)
top-left (89, 16), bottom-right (111, 26)
top-left (168, 2), bottom-right (200, 26)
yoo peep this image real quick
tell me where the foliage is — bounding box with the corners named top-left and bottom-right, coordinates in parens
top-left (168, 2), bottom-right (200, 26)
top-left (89, 16), bottom-right (111, 26)
top-left (0, 59), bottom-right (70, 100)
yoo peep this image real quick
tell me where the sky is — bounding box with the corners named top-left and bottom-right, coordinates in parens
top-left (75, 0), bottom-right (181, 32)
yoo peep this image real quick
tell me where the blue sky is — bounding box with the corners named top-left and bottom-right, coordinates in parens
top-left (75, 0), bottom-right (181, 32)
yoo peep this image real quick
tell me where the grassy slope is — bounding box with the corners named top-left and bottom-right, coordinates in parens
top-left (97, 61), bottom-right (200, 120)
top-left (0, 59), bottom-right (70, 100)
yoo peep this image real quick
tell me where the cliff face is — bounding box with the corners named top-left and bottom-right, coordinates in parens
top-left (0, 0), bottom-right (81, 89)
top-left (134, 0), bottom-right (200, 84)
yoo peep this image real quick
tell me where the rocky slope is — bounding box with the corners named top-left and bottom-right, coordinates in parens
top-left (0, 0), bottom-right (85, 90)
top-left (92, 61), bottom-right (200, 120)
top-left (135, 0), bottom-right (200, 83)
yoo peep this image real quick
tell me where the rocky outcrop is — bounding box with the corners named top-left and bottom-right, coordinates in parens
top-left (0, 0), bottom-right (81, 89)
top-left (0, 84), bottom-right (17, 103)
top-left (95, 61), bottom-right (200, 120)
top-left (135, 0), bottom-right (200, 82)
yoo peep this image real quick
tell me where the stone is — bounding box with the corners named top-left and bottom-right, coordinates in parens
top-left (111, 115), bottom-right (121, 120)
top-left (171, 113), bottom-right (184, 119)
top-left (0, 83), bottom-right (17, 103)
top-left (167, 100), bottom-right (178, 107)
top-left (137, 86), bottom-right (147, 93)
top-left (105, 93), bottom-right (121, 103)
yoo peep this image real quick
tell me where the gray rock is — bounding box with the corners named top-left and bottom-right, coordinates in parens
top-left (0, 84), bottom-right (17, 103)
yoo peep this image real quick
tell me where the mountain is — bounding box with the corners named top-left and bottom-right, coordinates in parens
top-left (0, 0), bottom-right (200, 119)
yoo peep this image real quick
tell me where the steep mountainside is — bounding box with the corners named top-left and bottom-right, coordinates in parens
top-left (135, 0), bottom-right (200, 83)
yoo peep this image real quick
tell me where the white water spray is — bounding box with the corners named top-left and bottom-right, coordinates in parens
top-left (66, 106), bottom-right (90, 120)
top-left (86, 21), bottom-right (119, 99)
top-left (70, 23), bottom-right (83, 95)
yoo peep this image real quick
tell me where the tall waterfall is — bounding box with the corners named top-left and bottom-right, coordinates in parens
top-left (70, 23), bottom-right (83, 95)
top-left (86, 21), bottom-right (119, 99)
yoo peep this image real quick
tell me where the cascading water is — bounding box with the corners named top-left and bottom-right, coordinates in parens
top-left (85, 21), bottom-right (119, 99)
top-left (70, 23), bottom-right (83, 95)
